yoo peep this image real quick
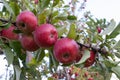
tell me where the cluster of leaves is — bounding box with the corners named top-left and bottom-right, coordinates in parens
top-left (0, 0), bottom-right (120, 80)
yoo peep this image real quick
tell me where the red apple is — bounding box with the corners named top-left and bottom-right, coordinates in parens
top-left (33, 24), bottom-right (58, 48)
top-left (84, 50), bottom-right (96, 67)
top-left (0, 25), bottom-right (18, 40)
top-left (53, 38), bottom-right (79, 64)
top-left (19, 35), bottom-right (39, 51)
top-left (16, 11), bottom-right (38, 35)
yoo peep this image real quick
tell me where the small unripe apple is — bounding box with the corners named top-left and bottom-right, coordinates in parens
top-left (97, 26), bottom-right (102, 33)
top-left (19, 35), bottom-right (39, 51)
top-left (88, 77), bottom-right (94, 80)
top-left (0, 25), bottom-right (18, 40)
top-left (84, 72), bottom-right (89, 77)
top-left (34, 0), bottom-right (39, 4)
top-left (16, 11), bottom-right (38, 35)
top-left (75, 72), bottom-right (79, 77)
top-left (53, 38), bottom-right (79, 64)
top-left (84, 50), bottom-right (96, 67)
top-left (33, 24), bottom-right (58, 48)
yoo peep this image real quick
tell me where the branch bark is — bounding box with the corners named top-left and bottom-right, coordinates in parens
top-left (0, 18), bottom-right (108, 54)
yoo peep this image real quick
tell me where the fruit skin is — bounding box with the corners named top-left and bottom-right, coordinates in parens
top-left (53, 38), bottom-right (79, 64)
top-left (16, 11), bottom-right (38, 35)
top-left (0, 25), bottom-right (18, 40)
top-left (75, 52), bottom-right (82, 63)
top-left (34, 0), bottom-right (39, 4)
top-left (97, 26), bottom-right (102, 33)
top-left (33, 24), bottom-right (58, 48)
top-left (88, 77), bottom-right (94, 80)
top-left (84, 50), bottom-right (96, 67)
top-left (19, 35), bottom-right (39, 51)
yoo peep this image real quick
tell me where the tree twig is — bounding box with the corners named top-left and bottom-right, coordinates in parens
top-left (0, 18), bottom-right (16, 26)
top-left (77, 42), bottom-right (108, 54)
top-left (0, 18), bottom-right (108, 54)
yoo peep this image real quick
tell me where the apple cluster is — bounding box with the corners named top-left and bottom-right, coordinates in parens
top-left (0, 11), bottom-right (96, 66)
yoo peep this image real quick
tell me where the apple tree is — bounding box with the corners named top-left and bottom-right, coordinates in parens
top-left (0, 0), bottom-right (120, 80)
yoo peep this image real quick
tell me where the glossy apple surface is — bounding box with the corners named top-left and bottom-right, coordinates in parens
top-left (33, 24), bottom-right (58, 48)
top-left (53, 38), bottom-right (79, 64)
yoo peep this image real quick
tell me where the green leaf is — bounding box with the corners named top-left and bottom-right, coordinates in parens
top-left (49, 50), bottom-right (59, 71)
top-left (109, 23), bottom-right (120, 38)
top-left (0, 22), bottom-right (11, 29)
top-left (100, 19), bottom-right (116, 35)
top-left (1, 0), bottom-right (14, 15)
top-left (67, 23), bottom-right (77, 39)
top-left (88, 16), bottom-right (96, 24)
top-left (113, 40), bottom-right (120, 51)
top-left (53, 0), bottom-right (60, 7)
top-left (115, 52), bottom-right (120, 58)
top-left (36, 49), bottom-right (45, 62)
top-left (86, 21), bottom-right (93, 27)
top-left (51, 11), bottom-right (59, 18)
top-left (49, 52), bottom-right (53, 71)
top-left (4, 47), bottom-right (14, 65)
top-left (9, 41), bottom-right (22, 54)
top-left (104, 60), bottom-right (119, 68)
top-left (14, 65), bottom-right (21, 80)
top-left (76, 50), bottom-right (90, 64)
top-left (67, 15), bottom-right (77, 20)
top-left (9, 40), bottom-right (26, 60)
top-left (13, 56), bottom-right (20, 66)
top-left (57, 27), bottom-right (67, 37)
top-left (38, 13), bottom-right (47, 24)
top-left (9, 2), bottom-right (20, 17)
top-left (41, 0), bottom-right (50, 10)
top-left (56, 16), bottom-right (67, 21)
top-left (48, 77), bottom-right (54, 80)
top-left (28, 58), bottom-right (37, 67)
top-left (13, 29), bottom-right (22, 34)
top-left (111, 66), bottom-right (120, 79)
top-left (20, 69), bottom-right (26, 80)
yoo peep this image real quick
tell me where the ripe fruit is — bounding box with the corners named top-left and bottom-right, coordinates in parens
top-left (33, 24), bottom-right (58, 48)
top-left (84, 50), bottom-right (96, 67)
top-left (97, 26), bottom-right (102, 33)
top-left (19, 35), bottom-right (39, 51)
top-left (16, 11), bottom-right (38, 34)
top-left (0, 25), bottom-right (18, 40)
top-left (53, 38), bottom-right (79, 64)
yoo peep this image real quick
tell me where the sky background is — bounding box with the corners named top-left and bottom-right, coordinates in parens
top-left (86, 0), bottom-right (120, 24)
top-left (0, 0), bottom-right (120, 80)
